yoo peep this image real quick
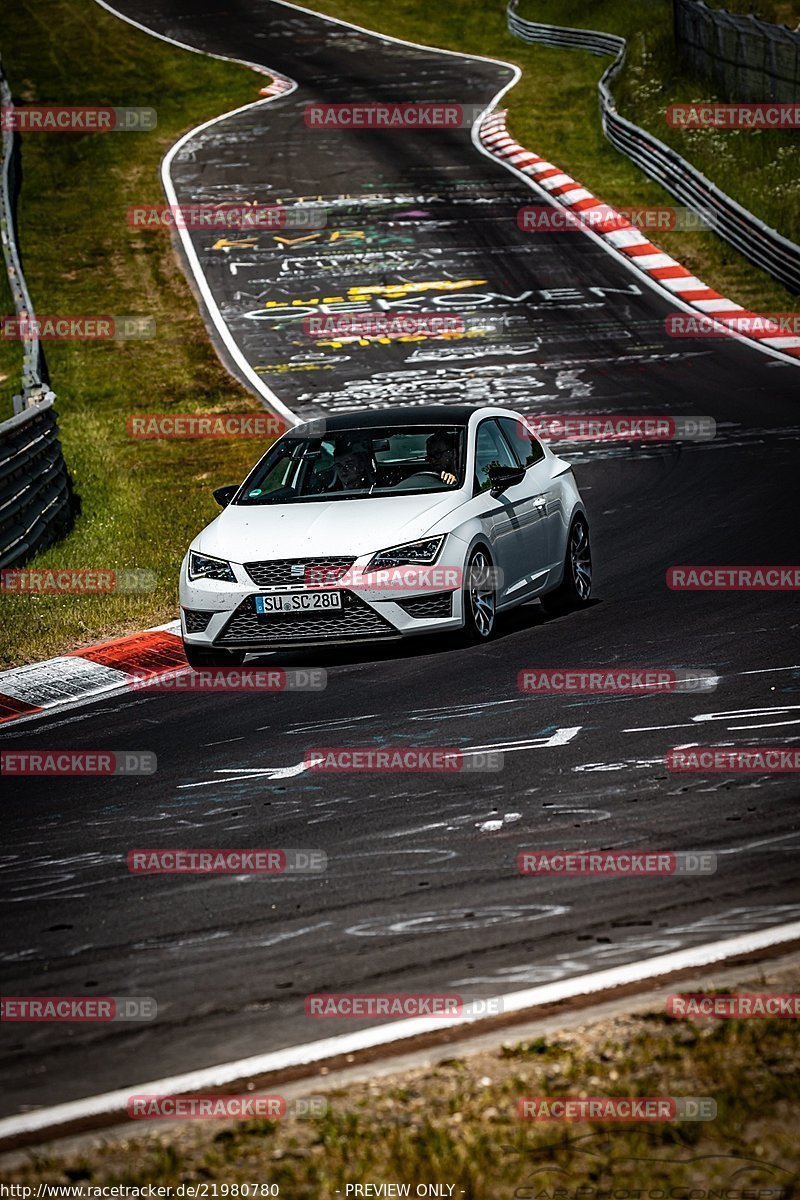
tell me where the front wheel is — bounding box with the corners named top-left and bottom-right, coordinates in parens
top-left (182, 642), bottom-right (246, 668)
top-left (540, 515), bottom-right (592, 616)
top-left (462, 547), bottom-right (497, 643)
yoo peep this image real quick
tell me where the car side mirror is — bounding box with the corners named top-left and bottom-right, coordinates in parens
top-left (488, 464), bottom-right (525, 496)
top-left (212, 484), bottom-right (238, 508)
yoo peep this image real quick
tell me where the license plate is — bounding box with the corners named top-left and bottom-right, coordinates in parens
top-left (255, 591), bottom-right (343, 614)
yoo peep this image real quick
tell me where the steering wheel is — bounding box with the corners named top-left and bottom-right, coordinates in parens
top-left (395, 471), bottom-right (444, 487)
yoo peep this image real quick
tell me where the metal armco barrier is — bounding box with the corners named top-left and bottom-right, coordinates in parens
top-left (507, 0), bottom-right (800, 294)
top-left (0, 58), bottom-right (76, 566)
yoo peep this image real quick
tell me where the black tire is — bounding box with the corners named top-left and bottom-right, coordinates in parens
top-left (462, 546), bottom-right (497, 643)
top-left (182, 642), bottom-right (247, 668)
top-left (540, 515), bottom-right (592, 616)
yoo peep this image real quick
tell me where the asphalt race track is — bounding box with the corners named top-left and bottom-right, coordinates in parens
top-left (1, 0), bottom-right (800, 1118)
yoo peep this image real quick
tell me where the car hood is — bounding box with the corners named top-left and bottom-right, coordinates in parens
top-left (196, 491), bottom-right (466, 562)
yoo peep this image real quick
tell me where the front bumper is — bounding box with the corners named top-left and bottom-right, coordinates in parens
top-left (179, 551), bottom-right (465, 651)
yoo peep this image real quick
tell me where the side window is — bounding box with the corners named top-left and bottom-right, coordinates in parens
top-left (474, 420), bottom-right (518, 492)
top-left (498, 416), bottom-right (545, 469)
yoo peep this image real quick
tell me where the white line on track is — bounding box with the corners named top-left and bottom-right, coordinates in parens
top-left (2, 920), bottom-right (798, 1144)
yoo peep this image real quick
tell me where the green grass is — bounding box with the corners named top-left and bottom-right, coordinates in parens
top-left (1, 0), bottom-right (797, 668)
top-left (303, 0), bottom-right (798, 313)
top-left (0, 1), bottom-right (276, 668)
top-left (4, 967), bottom-right (799, 1195)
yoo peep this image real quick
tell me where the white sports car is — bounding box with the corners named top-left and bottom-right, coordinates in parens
top-left (179, 405), bottom-right (592, 665)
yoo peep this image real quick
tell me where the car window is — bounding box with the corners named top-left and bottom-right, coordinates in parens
top-left (236, 425), bottom-right (466, 504)
top-left (474, 420), bottom-right (518, 492)
top-left (498, 416), bottom-right (545, 469)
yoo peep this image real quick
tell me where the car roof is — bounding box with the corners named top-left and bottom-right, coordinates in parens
top-left (295, 406), bottom-right (514, 432)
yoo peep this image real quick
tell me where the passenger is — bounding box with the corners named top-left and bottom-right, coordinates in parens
top-left (332, 444), bottom-right (375, 490)
top-left (425, 433), bottom-right (458, 485)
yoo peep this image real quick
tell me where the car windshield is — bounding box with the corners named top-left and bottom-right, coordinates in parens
top-left (235, 425), bottom-right (466, 504)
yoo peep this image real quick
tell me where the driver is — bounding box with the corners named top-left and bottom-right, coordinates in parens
top-left (425, 433), bottom-right (458, 486)
top-left (332, 443), bottom-right (375, 490)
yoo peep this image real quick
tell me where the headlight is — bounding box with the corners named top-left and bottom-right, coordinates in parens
top-left (367, 536), bottom-right (445, 569)
top-left (187, 551), bottom-right (236, 583)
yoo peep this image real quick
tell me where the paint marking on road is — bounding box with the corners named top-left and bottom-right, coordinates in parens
top-left (2, 920), bottom-right (799, 1145)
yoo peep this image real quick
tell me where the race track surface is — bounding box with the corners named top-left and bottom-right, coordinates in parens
top-left (1, 0), bottom-right (799, 1116)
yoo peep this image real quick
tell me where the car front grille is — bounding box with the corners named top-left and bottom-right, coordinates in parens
top-left (216, 592), bottom-right (396, 646)
top-left (182, 608), bottom-right (214, 633)
top-left (243, 557), bottom-right (355, 589)
top-left (396, 592), bottom-right (454, 618)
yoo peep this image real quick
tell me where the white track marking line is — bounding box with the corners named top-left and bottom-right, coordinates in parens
top-left (1, 920), bottom-right (798, 1143)
top-left (94, 0), bottom-right (300, 426)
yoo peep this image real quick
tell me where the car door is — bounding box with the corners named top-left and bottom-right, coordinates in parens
top-left (497, 416), bottom-right (558, 588)
top-left (473, 418), bottom-right (544, 603)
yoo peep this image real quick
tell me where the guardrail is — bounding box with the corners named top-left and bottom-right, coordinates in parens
top-left (507, 0), bottom-right (800, 294)
top-left (0, 57), bottom-right (76, 567)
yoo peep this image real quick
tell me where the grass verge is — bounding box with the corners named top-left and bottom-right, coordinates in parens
top-left (304, 0), bottom-right (798, 314)
top-left (0, 1), bottom-right (273, 668)
top-left (3, 964), bottom-right (799, 1194)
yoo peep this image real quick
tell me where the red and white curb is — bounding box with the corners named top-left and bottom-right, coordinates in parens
top-left (479, 110), bottom-right (800, 363)
top-left (0, 622), bottom-right (186, 726)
